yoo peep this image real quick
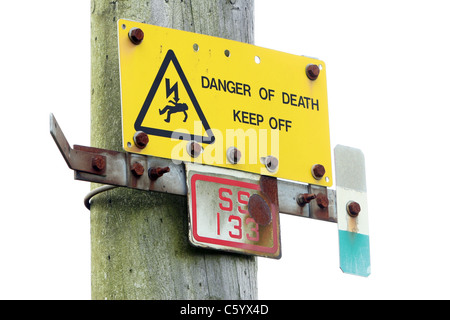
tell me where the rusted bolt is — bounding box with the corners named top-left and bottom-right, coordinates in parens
top-left (311, 164), bottom-right (326, 180)
top-left (187, 141), bottom-right (202, 158)
top-left (92, 155), bottom-right (106, 172)
top-left (248, 194), bottom-right (272, 226)
top-left (315, 193), bottom-right (329, 209)
top-left (306, 64), bottom-right (320, 80)
top-left (347, 201), bottom-right (361, 218)
top-left (128, 27), bottom-right (144, 45)
top-left (264, 156), bottom-right (279, 173)
top-left (226, 147), bottom-right (241, 164)
top-left (296, 193), bottom-right (317, 207)
top-left (133, 131), bottom-right (149, 149)
top-left (149, 167), bottom-right (171, 181)
top-left (131, 162), bottom-right (145, 177)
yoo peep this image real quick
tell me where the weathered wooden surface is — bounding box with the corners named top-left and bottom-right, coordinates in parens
top-left (90, 0), bottom-right (256, 300)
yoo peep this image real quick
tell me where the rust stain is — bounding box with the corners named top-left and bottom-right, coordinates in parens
top-left (348, 217), bottom-right (358, 233)
top-left (259, 176), bottom-right (279, 207)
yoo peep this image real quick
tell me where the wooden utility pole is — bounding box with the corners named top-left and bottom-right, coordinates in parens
top-left (90, 0), bottom-right (256, 299)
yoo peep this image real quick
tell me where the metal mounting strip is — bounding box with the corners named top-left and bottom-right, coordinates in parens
top-left (335, 145), bottom-right (371, 277)
top-left (50, 113), bottom-right (336, 221)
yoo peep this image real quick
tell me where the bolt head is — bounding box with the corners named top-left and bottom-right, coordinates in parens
top-left (264, 156), bottom-right (279, 173)
top-left (315, 193), bottom-right (329, 209)
top-left (134, 131), bottom-right (149, 149)
top-left (311, 164), bottom-right (326, 180)
top-left (187, 141), bottom-right (202, 158)
top-left (227, 147), bottom-right (241, 164)
top-left (347, 201), bottom-right (361, 217)
top-left (131, 162), bottom-right (145, 177)
top-left (128, 27), bottom-right (144, 45)
top-left (306, 64), bottom-right (320, 80)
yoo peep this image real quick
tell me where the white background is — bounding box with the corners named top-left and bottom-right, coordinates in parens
top-left (1, 0), bottom-right (449, 299)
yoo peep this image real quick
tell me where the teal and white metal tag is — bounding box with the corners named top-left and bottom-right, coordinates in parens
top-left (335, 145), bottom-right (371, 277)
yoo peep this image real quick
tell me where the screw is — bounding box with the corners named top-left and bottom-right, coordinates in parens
top-left (315, 193), bottom-right (329, 209)
top-left (133, 131), bottom-right (149, 149)
top-left (306, 64), bottom-right (320, 80)
top-left (296, 193), bottom-right (317, 207)
top-left (227, 147), bottom-right (241, 164)
top-left (311, 164), bottom-right (326, 180)
top-left (187, 141), bottom-right (202, 158)
top-left (92, 155), bottom-right (106, 172)
top-left (128, 27), bottom-right (144, 45)
top-left (347, 201), bottom-right (361, 217)
top-left (131, 162), bottom-right (145, 177)
top-left (264, 156), bottom-right (279, 173)
top-left (248, 194), bottom-right (272, 226)
top-left (149, 167), bottom-right (171, 181)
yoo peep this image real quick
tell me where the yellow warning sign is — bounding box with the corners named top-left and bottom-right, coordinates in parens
top-left (118, 19), bottom-right (333, 186)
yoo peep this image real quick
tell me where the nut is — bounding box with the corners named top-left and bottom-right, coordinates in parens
top-left (133, 131), bottom-right (149, 149)
top-left (131, 162), bottom-right (145, 177)
top-left (128, 27), bottom-right (144, 45)
top-left (226, 147), bottom-right (241, 164)
top-left (347, 201), bottom-right (361, 217)
top-left (92, 155), bottom-right (106, 172)
top-left (311, 164), bottom-right (326, 180)
top-left (306, 64), bottom-right (320, 80)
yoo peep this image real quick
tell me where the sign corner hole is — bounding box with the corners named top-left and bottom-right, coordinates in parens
top-left (193, 43), bottom-right (199, 52)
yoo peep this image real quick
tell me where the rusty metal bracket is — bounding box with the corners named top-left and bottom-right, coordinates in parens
top-left (50, 113), bottom-right (370, 274)
top-left (49, 113), bottom-right (336, 221)
top-left (50, 114), bottom-right (186, 198)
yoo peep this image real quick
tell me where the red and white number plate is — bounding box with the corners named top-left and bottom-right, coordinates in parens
top-left (186, 163), bottom-right (281, 259)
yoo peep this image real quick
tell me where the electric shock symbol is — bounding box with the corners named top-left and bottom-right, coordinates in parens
top-left (134, 50), bottom-right (215, 144)
top-left (160, 78), bottom-right (189, 123)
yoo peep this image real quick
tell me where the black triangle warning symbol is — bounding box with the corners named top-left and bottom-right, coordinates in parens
top-left (134, 50), bottom-right (215, 144)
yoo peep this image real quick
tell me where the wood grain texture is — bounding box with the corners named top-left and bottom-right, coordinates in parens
top-left (90, 0), bottom-right (256, 300)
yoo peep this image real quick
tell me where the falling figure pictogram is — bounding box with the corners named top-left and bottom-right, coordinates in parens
top-left (159, 100), bottom-right (188, 123)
